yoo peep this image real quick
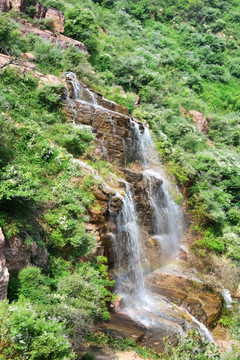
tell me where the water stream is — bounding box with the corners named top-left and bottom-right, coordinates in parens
top-left (66, 72), bottom-right (213, 342)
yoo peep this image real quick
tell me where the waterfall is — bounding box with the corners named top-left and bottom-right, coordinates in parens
top-left (65, 71), bottom-right (214, 343)
top-left (131, 121), bottom-right (182, 260)
top-left (112, 120), bottom-right (214, 342)
top-left (114, 183), bottom-right (145, 303)
top-left (143, 169), bottom-right (181, 259)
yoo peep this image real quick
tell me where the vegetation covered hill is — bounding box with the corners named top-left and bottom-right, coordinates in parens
top-left (0, 0), bottom-right (240, 359)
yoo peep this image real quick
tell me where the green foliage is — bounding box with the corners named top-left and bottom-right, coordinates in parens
top-left (18, 266), bottom-right (52, 304)
top-left (88, 332), bottom-right (159, 359)
top-left (64, 7), bottom-right (98, 53)
top-left (0, 300), bottom-right (73, 360)
top-left (0, 13), bottom-right (28, 55)
top-left (50, 124), bottom-right (94, 157)
top-left (162, 330), bottom-right (220, 360)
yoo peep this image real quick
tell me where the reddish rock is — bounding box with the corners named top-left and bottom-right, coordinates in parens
top-left (19, 19), bottom-right (88, 53)
top-left (215, 340), bottom-right (239, 354)
top-left (187, 110), bottom-right (209, 134)
top-left (146, 271), bottom-right (222, 328)
top-left (0, 53), bottom-right (11, 66)
top-left (21, 52), bottom-right (36, 61)
top-left (0, 228), bottom-right (9, 300)
top-left (45, 6), bottom-right (65, 33)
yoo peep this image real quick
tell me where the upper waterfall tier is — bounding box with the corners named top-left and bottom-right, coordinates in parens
top-left (63, 72), bottom-right (145, 167)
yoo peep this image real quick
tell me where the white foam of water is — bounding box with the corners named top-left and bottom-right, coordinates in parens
top-left (176, 305), bottom-right (214, 343)
top-left (222, 288), bottom-right (233, 309)
top-left (114, 183), bottom-right (145, 305)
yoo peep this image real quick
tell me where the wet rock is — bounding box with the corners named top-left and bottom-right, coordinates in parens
top-left (0, 228), bottom-right (9, 300)
top-left (146, 271), bottom-right (222, 328)
top-left (97, 312), bottom-right (146, 342)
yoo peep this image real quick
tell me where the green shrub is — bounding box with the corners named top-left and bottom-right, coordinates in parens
top-left (0, 300), bottom-right (73, 360)
top-left (0, 13), bottom-right (28, 55)
top-left (18, 267), bottom-right (52, 304)
top-left (162, 330), bottom-right (220, 360)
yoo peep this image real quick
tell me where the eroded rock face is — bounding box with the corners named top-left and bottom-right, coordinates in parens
top-left (4, 236), bottom-right (29, 273)
top-left (0, 228), bottom-right (9, 300)
top-left (35, 1), bottom-right (47, 19)
top-left (146, 271), bottom-right (222, 328)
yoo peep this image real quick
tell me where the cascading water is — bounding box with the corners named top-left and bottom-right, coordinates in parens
top-left (113, 122), bottom-right (213, 342)
top-left (65, 71), bottom-right (214, 342)
top-left (143, 169), bottom-right (181, 259)
top-left (114, 183), bottom-right (145, 303)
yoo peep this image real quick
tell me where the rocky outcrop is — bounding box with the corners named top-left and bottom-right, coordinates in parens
top-left (19, 19), bottom-right (87, 53)
top-left (45, 6), bottom-right (64, 33)
top-left (4, 236), bottom-right (29, 273)
top-left (0, 228), bottom-right (9, 300)
top-left (63, 80), bottom-right (141, 167)
top-left (0, 0), bottom-right (65, 33)
top-left (34, 1), bottom-right (47, 18)
top-left (0, 0), bottom-right (10, 12)
top-left (146, 271), bottom-right (222, 328)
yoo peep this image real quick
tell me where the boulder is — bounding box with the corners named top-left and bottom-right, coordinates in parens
top-left (21, 52), bottom-right (36, 61)
top-left (4, 236), bottom-right (29, 272)
top-left (45, 6), bottom-right (65, 33)
top-left (187, 110), bottom-right (209, 134)
top-left (0, 228), bottom-right (9, 300)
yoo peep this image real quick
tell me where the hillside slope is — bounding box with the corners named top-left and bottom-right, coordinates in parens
top-left (0, 0), bottom-right (240, 359)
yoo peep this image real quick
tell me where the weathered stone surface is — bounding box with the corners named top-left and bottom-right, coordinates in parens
top-left (21, 52), bottom-right (36, 61)
top-left (0, 228), bottom-right (9, 300)
top-left (45, 6), bottom-right (64, 33)
top-left (0, 0), bottom-right (10, 12)
top-left (19, 19), bottom-right (88, 53)
top-left (34, 1), bottom-right (47, 19)
top-left (146, 271), bottom-right (222, 328)
top-left (0, 53), bottom-right (11, 65)
top-left (63, 83), bottom-right (134, 167)
top-left (187, 110), bottom-right (209, 134)
top-left (4, 236), bottom-right (29, 272)
top-left (10, 0), bottom-right (26, 11)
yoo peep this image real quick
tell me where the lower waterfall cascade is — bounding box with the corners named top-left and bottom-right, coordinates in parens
top-left (64, 72), bottom-right (215, 343)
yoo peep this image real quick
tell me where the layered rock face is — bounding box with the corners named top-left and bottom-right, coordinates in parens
top-left (63, 76), bottom-right (143, 167)
top-left (0, 228), bottom-right (9, 300)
